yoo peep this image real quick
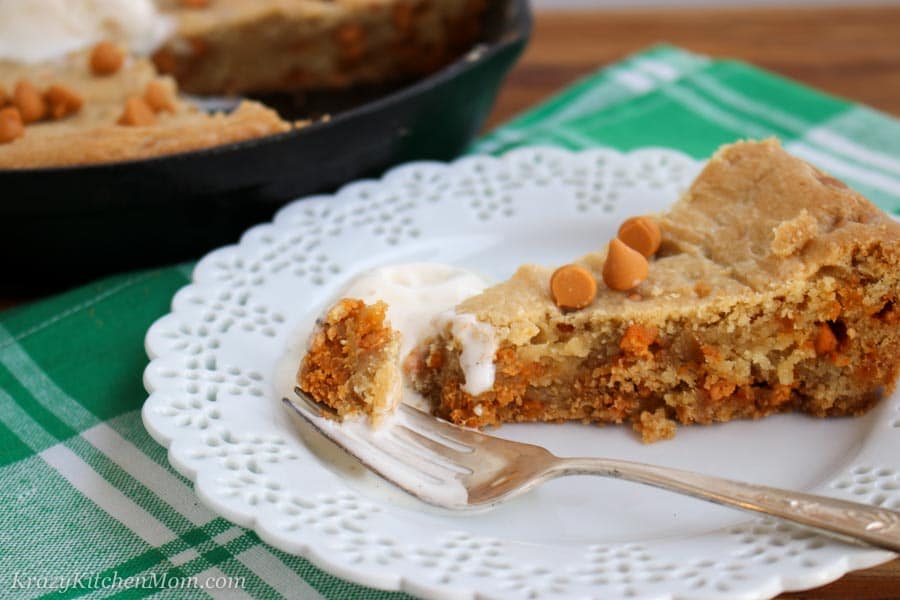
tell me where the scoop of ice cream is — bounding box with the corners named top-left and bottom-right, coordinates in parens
top-left (0, 0), bottom-right (174, 63)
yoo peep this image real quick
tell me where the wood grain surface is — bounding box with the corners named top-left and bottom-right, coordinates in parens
top-left (484, 4), bottom-right (900, 129)
top-left (484, 6), bottom-right (900, 599)
top-left (3, 6), bottom-right (900, 597)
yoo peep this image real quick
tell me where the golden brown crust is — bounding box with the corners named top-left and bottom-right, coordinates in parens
top-left (409, 139), bottom-right (900, 442)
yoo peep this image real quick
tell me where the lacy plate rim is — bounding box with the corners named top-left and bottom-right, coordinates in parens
top-left (143, 144), bottom-right (898, 600)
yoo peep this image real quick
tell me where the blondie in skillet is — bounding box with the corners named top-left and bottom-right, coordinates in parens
top-left (0, 47), bottom-right (289, 168)
top-left (299, 139), bottom-right (900, 441)
top-left (0, 0), bottom-right (486, 167)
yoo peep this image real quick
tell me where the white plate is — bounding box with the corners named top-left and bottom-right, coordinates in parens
top-left (143, 146), bottom-right (899, 600)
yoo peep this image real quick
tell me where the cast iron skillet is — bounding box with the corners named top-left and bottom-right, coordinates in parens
top-left (2, 0), bottom-right (531, 288)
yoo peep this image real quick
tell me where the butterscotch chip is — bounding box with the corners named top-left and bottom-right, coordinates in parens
top-left (550, 264), bottom-right (597, 310)
top-left (13, 80), bottom-right (47, 123)
top-left (144, 80), bottom-right (176, 113)
top-left (0, 107), bottom-right (25, 144)
top-left (694, 281), bottom-right (711, 298)
top-left (603, 238), bottom-right (649, 291)
top-left (90, 41), bottom-right (125, 76)
top-left (118, 97), bottom-right (156, 126)
top-left (45, 84), bottom-right (84, 120)
top-left (815, 323), bottom-right (838, 354)
top-left (0, 84), bottom-right (7, 107)
top-left (618, 216), bottom-right (662, 257)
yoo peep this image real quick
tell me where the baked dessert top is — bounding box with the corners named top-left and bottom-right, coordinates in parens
top-left (1, 0), bottom-right (486, 166)
top-left (456, 139), bottom-right (899, 352)
top-left (0, 49), bottom-right (291, 168)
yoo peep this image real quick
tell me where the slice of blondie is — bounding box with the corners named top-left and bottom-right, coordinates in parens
top-left (408, 139), bottom-right (900, 441)
top-left (299, 298), bottom-right (402, 425)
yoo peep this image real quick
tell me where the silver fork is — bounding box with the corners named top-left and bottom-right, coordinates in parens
top-left (284, 390), bottom-right (900, 552)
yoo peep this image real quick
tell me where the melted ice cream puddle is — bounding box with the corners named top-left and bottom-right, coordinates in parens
top-left (340, 263), bottom-right (496, 403)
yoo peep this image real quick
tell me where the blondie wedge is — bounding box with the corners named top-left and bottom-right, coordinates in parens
top-left (299, 298), bottom-right (402, 425)
top-left (408, 139), bottom-right (900, 441)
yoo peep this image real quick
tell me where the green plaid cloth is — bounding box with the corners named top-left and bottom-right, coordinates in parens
top-left (2, 45), bottom-right (900, 599)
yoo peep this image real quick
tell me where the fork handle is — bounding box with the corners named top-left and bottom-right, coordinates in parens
top-left (550, 457), bottom-right (900, 553)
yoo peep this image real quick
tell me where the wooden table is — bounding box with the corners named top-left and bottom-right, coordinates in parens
top-left (3, 5), bottom-right (899, 597)
top-left (484, 5), bottom-right (900, 130)
top-left (483, 6), bottom-right (900, 599)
